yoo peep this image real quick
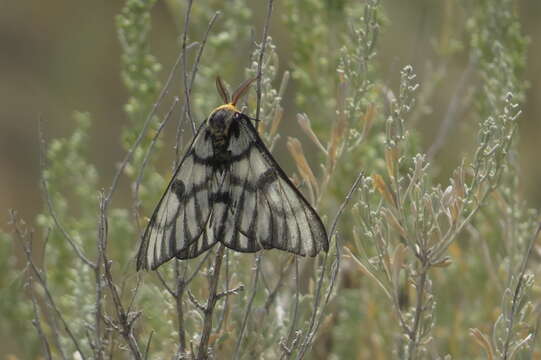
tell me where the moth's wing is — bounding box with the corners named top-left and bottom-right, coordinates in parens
top-left (212, 165), bottom-right (258, 252)
top-left (175, 154), bottom-right (233, 260)
top-left (175, 216), bottom-right (218, 259)
top-left (177, 150), bottom-right (241, 258)
top-left (136, 123), bottom-right (215, 270)
top-left (219, 115), bottom-right (328, 256)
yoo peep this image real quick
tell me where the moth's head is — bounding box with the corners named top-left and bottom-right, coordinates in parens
top-left (208, 76), bottom-right (255, 133)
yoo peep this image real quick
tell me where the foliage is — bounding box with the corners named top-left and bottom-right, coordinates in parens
top-left (2, 0), bottom-right (538, 359)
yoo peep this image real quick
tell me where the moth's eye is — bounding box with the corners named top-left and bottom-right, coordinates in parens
top-left (233, 112), bottom-right (240, 120)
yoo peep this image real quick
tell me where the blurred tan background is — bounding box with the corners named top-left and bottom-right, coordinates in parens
top-left (1, 0), bottom-right (540, 233)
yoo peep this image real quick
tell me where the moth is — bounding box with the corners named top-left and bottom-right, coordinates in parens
top-left (136, 77), bottom-right (328, 270)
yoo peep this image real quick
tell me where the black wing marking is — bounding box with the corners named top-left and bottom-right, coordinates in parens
top-left (219, 114), bottom-right (328, 255)
top-left (136, 123), bottom-right (215, 270)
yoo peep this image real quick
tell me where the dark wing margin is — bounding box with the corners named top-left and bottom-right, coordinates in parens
top-left (136, 123), bottom-right (215, 270)
top-left (221, 114), bottom-right (328, 255)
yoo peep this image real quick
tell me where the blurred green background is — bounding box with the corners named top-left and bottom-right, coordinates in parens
top-left (1, 0), bottom-right (540, 357)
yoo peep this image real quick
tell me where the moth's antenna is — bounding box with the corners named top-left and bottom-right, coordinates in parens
top-left (243, 114), bottom-right (260, 124)
top-left (231, 77), bottom-right (256, 106)
top-left (215, 76), bottom-right (231, 104)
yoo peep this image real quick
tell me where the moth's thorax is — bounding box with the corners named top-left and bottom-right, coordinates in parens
top-left (207, 104), bottom-right (240, 147)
